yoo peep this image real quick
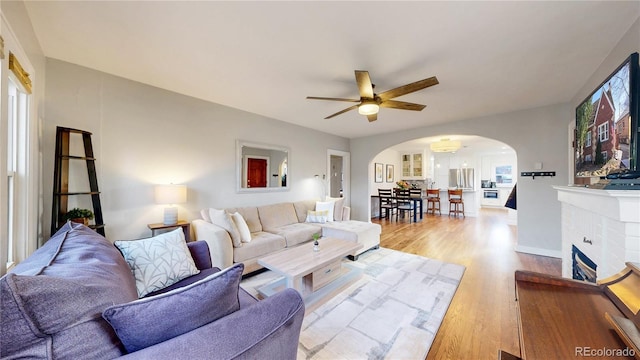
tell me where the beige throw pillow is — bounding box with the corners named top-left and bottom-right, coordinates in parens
top-left (231, 212), bottom-right (252, 243)
top-left (209, 208), bottom-right (242, 247)
top-left (326, 196), bottom-right (345, 221)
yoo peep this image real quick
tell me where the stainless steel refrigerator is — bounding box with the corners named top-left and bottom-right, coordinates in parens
top-left (448, 168), bottom-right (475, 189)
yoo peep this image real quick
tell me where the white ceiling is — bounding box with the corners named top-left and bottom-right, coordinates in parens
top-left (23, 1), bottom-right (640, 140)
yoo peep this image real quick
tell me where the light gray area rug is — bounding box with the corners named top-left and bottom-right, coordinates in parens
top-left (241, 247), bottom-right (465, 360)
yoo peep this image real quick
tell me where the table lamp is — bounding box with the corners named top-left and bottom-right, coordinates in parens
top-left (154, 184), bottom-right (187, 225)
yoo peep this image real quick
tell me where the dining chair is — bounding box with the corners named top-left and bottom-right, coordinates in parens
top-left (426, 189), bottom-right (441, 215)
top-left (448, 189), bottom-right (465, 218)
top-left (395, 189), bottom-right (415, 222)
top-left (378, 188), bottom-right (397, 219)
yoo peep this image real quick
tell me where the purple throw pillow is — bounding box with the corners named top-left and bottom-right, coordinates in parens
top-left (102, 263), bottom-right (244, 353)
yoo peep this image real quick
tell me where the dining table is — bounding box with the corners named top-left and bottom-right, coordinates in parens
top-left (374, 191), bottom-right (424, 222)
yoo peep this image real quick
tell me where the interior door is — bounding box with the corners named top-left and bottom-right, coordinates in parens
top-left (327, 149), bottom-right (350, 204)
top-left (330, 155), bottom-right (343, 197)
top-left (247, 158), bottom-right (267, 188)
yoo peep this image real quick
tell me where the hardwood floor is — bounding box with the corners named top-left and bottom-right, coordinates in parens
top-left (372, 208), bottom-right (562, 360)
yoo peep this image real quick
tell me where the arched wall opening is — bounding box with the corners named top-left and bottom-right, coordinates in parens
top-left (368, 134), bottom-right (517, 222)
top-left (349, 103), bottom-right (569, 259)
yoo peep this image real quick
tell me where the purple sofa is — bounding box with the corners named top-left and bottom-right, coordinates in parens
top-left (1, 222), bottom-right (304, 359)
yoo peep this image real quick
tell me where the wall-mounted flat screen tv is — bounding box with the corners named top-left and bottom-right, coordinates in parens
top-left (575, 52), bottom-right (639, 183)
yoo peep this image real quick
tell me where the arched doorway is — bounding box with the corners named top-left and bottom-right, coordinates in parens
top-left (369, 135), bottom-right (517, 222)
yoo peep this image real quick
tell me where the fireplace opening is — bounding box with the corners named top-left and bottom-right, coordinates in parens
top-left (572, 245), bottom-right (597, 283)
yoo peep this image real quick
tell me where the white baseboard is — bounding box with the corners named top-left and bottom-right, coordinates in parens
top-left (514, 245), bottom-right (562, 259)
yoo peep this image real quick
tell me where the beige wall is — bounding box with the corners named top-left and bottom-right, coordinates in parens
top-left (43, 59), bottom-right (349, 241)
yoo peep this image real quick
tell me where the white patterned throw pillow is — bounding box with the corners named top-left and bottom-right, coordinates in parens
top-left (306, 210), bottom-right (329, 223)
top-left (115, 228), bottom-right (200, 298)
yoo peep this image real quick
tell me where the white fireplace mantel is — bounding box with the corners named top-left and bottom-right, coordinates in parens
top-left (554, 186), bottom-right (640, 280)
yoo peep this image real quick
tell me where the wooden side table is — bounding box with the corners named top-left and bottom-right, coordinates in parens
top-left (147, 220), bottom-right (191, 241)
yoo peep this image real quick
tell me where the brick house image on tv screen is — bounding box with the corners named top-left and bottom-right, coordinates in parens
top-left (575, 61), bottom-right (631, 176)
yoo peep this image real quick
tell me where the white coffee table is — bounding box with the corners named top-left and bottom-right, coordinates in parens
top-left (257, 237), bottom-right (363, 297)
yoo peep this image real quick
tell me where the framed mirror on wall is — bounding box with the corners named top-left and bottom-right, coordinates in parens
top-left (237, 140), bottom-right (289, 193)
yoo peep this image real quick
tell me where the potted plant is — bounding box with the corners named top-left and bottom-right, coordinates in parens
top-left (312, 233), bottom-right (320, 252)
top-left (64, 208), bottom-right (94, 225)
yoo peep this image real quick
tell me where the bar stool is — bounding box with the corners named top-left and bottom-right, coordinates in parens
top-left (426, 189), bottom-right (441, 215)
top-left (448, 189), bottom-right (465, 218)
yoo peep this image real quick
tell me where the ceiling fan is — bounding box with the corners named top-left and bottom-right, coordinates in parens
top-left (307, 70), bottom-right (439, 122)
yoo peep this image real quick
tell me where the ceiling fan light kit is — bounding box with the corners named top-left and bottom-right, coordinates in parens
top-left (430, 139), bottom-right (461, 153)
top-left (358, 101), bottom-right (379, 115)
top-left (307, 70), bottom-right (438, 122)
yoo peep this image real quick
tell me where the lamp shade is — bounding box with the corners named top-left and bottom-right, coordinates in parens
top-left (430, 139), bottom-right (462, 153)
top-left (154, 184), bottom-right (187, 205)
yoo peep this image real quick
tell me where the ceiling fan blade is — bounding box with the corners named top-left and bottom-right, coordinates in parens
top-left (325, 104), bottom-right (359, 119)
top-left (355, 70), bottom-right (374, 99)
top-left (306, 96), bottom-right (360, 102)
top-left (367, 113), bottom-right (378, 122)
top-left (378, 76), bottom-right (439, 101)
top-left (380, 100), bottom-right (426, 111)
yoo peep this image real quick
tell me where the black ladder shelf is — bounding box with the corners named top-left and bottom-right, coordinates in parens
top-left (51, 126), bottom-right (105, 236)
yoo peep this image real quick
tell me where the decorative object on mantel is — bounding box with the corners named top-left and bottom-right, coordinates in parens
top-left (155, 184), bottom-right (187, 225)
top-left (64, 208), bottom-right (94, 225)
top-left (430, 138), bottom-right (461, 153)
top-left (520, 171), bottom-right (556, 179)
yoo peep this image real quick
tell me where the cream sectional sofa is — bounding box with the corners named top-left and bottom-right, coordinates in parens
top-left (193, 200), bottom-right (381, 274)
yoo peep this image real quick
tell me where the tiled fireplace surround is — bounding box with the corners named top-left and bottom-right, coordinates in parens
top-left (555, 186), bottom-right (640, 281)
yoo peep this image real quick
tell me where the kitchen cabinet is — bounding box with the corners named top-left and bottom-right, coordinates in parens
top-left (401, 152), bottom-right (425, 179)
